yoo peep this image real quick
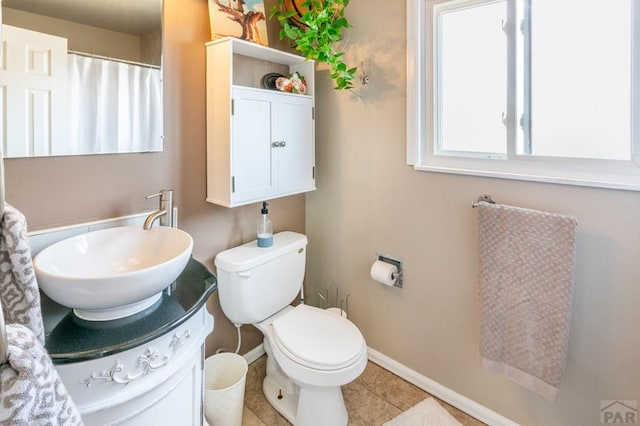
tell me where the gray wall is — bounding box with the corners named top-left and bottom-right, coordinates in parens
top-left (305, 0), bottom-right (640, 425)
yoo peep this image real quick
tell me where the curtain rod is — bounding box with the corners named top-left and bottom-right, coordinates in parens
top-left (68, 50), bottom-right (161, 70)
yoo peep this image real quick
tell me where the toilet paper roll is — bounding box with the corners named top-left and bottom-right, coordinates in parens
top-left (370, 260), bottom-right (398, 287)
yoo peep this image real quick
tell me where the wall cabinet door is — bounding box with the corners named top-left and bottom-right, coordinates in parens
top-left (231, 88), bottom-right (278, 204)
top-left (275, 94), bottom-right (315, 196)
top-left (231, 87), bottom-right (314, 206)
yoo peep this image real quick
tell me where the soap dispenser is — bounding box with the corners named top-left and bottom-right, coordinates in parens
top-left (257, 201), bottom-right (273, 247)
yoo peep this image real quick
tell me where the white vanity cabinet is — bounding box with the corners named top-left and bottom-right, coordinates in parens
top-left (206, 37), bottom-right (316, 208)
top-left (55, 305), bottom-right (213, 426)
top-left (44, 258), bottom-right (217, 426)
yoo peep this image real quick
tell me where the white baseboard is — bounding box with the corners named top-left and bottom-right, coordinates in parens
top-left (367, 347), bottom-right (519, 426)
top-left (243, 344), bottom-right (265, 365)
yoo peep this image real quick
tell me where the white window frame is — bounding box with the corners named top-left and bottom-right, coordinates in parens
top-left (407, 0), bottom-right (640, 191)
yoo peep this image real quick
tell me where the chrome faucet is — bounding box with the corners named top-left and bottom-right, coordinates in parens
top-left (143, 189), bottom-right (175, 230)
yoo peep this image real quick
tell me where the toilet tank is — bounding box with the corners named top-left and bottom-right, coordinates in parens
top-left (214, 231), bottom-right (307, 324)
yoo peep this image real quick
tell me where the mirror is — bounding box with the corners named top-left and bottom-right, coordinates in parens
top-left (1, 0), bottom-right (163, 157)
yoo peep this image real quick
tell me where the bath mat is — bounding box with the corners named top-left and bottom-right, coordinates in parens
top-left (383, 397), bottom-right (462, 426)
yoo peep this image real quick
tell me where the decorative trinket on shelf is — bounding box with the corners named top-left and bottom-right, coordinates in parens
top-left (275, 72), bottom-right (307, 95)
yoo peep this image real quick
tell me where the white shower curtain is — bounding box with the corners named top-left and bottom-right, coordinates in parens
top-left (67, 53), bottom-right (162, 155)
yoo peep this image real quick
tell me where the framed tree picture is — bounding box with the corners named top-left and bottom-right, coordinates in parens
top-left (208, 0), bottom-right (269, 46)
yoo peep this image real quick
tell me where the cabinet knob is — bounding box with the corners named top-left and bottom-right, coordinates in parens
top-left (271, 141), bottom-right (281, 148)
top-left (280, 141), bottom-right (286, 147)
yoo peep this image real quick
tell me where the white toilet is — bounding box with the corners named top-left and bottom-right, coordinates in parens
top-left (214, 231), bottom-right (367, 426)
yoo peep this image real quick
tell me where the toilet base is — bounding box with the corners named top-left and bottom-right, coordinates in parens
top-left (262, 350), bottom-right (348, 426)
top-left (263, 375), bottom-right (299, 423)
top-left (262, 374), bottom-right (348, 426)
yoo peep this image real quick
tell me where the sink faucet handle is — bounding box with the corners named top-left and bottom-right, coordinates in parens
top-left (146, 189), bottom-right (173, 200)
top-left (145, 192), bottom-right (162, 200)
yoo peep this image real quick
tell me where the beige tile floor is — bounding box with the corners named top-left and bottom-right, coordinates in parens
top-left (242, 356), bottom-right (485, 426)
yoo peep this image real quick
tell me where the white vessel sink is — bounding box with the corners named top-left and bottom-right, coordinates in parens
top-left (34, 226), bottom-right (193, 321)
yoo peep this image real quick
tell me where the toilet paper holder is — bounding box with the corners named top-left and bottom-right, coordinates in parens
top-left (318, 281), bottom-right (350, 317)
top-left (375, 253), bottom-right (403, 288)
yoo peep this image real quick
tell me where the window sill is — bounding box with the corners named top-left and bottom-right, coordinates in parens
top-left (413, 159), bottom-right (640, 192)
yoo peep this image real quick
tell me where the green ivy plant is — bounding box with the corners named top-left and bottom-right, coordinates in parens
top-left (270, 0), bottom-right (357, 90)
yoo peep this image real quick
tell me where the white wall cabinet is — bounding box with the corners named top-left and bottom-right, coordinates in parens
top-left (206, 37), bottom-right (315, 208)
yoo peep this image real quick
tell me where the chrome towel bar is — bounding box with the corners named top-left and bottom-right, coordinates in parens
top-left (472, 194), bottom-right (496, 208)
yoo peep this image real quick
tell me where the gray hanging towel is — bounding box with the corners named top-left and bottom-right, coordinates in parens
top-left (476, 202), bottom-right (577, 401)
top-left (0, 324), bottom-right (82, 425)
top-left (0, 203), bottom-right (44, 344)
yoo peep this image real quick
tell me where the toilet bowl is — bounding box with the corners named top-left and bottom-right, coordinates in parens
top-left (256, 305), bottom-right (367, 425)
top-left (214, 232), bottom-right (367, 426)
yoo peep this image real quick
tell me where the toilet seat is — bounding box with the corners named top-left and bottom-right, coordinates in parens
top-left (271, 304), bottom-right (365, 371)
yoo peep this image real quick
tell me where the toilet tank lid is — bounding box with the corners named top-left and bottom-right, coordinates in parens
top-left (214, 231), bottom-right (308, 272)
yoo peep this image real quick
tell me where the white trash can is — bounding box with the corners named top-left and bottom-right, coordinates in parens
top-left (204, 352), bottom-right (248, 426)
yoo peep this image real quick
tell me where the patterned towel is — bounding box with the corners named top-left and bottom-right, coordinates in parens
top-left (0, 324), bottom-right (82, 425)
top-left (0, 203), bottom-right (44, 344)
top-left (477, 202), bottom-right (577, 401)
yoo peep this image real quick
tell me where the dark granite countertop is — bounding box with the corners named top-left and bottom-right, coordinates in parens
top-left (42, 257), bottom-right (216, 364)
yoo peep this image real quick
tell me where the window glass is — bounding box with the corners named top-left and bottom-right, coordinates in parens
top-left (437, 1), bottom-right (508, 156)
top-left (527, 0), bottom-right (632, 160)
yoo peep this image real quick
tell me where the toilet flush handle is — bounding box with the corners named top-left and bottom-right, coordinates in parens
top-left (238, 271), bottom-right (251, 277)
